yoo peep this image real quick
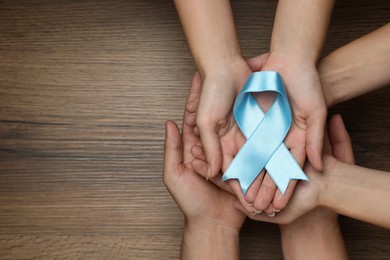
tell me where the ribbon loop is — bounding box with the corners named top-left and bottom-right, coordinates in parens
top-left (222, 71), bottom-right (308, 195)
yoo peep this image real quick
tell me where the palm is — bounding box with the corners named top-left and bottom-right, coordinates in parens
top-left (170, 164), bottom-right (245, 228)
top-left (262, 55), bottom-right (327, 171)
top-left (235, 114), bottom-right (355, 225)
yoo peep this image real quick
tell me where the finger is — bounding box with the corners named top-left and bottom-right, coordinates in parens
top-left (197, 126), bottom-right (223, 179)
top-left (182, 115), bottom-right (199, 164)
top-left (221, 153), bottom-right (234, 173)
top-left (263, 204), bottom-right (276, 217)
top-left (246, 53), bottom-right (270, 72)
top-left (182, 72), bottom-right (202, 163)
top-left (163, 121), bottom-right (183, 184)
top-left (328, 114), bottom-right (355, 164)
top-left (228, 180), bottom-right (255, 213)
top-left (209, 174), bottom-right (235, 194)
top-left (272, 180), bottom-right (297, 211)
top-left (253, 173), bottom-right (277, 211)
top-left (191, 144), bottom-right (207, 161)
top-left (323, 124), bottom-right (333, 156)
top-left (233, 200), bottom-right (281, 224)
top-left (221, 124), bottom-right (246, 172)
top-left (193, 126), bottom-right (200, 136)
top-left (284, 124), bottom-right (306, 168)
top-left (287, 144), bottom-right (306, 168)
top-left (184, 107), bottom-right (196, 128)
top-left (183, 72), bottom-right (202, 130)
top-left (186, 72), bottom-right (202, 113)
top-left (192, 159), bottom-right (209, 179)
top-left (306, 108), bottom-right (327, 171)
top-left (244, 170), bottom-right (265, 204)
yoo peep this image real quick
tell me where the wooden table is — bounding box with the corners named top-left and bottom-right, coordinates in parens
top-left (0, 0), bottom-right (389, 258)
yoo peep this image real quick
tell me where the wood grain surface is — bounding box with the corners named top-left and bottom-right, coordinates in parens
top-left (0, 0), bottom-right (389, 259)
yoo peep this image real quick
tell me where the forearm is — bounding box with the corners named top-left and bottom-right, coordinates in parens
top-left (280, 210), bottom-right (347, 260)
top-left (320, 23), bottom-right (390, 107)
top-left (270, 0), bottom-right (334, 63)
top-left (173, 0), bottom-right (242, 77)
top-left (181, 220), bottom-right (240, 260)
top-left (321, 157), bottom-right (390, 229)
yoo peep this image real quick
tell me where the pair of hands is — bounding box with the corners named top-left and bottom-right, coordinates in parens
top-left (163, 65), bottom-right (354, 235)
top-left (192, 53), bottom-right (327, 215)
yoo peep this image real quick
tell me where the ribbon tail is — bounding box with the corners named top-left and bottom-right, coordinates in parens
top-left (222, 172), bottom-right (257, 196)
top-left (222, 141), bottom-right (266, 195)
top-left (265, 143), bottom-right (308, 194)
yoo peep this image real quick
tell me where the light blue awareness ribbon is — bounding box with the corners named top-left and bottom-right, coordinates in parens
top-left (222, 71), bottom-right (308, 195)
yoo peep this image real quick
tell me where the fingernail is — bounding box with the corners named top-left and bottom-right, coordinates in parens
top-left (251, 209), bottom-right (262, 215)
top-left (267, 212), bottom-right (275, 217)
top-left (273, 208), bottom-right (280, 213)
top-left (247, 203), bottom-right (254, 207)
top-left (206, 168), bottom-right (211, 181)
top-left (254, 209), bottom-right (262, 214)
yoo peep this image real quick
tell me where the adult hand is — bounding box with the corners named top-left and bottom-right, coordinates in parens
top-left (234, 114), bottom-right (355, 224)
top-left (163, 73), bottom-right (246, 232)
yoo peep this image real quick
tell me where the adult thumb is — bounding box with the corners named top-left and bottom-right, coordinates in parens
top-left (163, 121), bottom-right (183, 184)
top-left (306, 108), bottom-right (327, 171)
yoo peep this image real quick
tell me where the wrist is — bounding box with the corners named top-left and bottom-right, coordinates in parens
top-left (318, 155), bottom-right (343, 208)
top-left (185, 219), bottom-right (240, 239)
top-left (318, 56), bottom-right (337, 107)
top-left (263, 51), bottom-right (317, 74)
top-left (279, 208), bottom-right (337, 235)
top-left (182, 219), bottom-right (240, 260)
top-left (318, 52), bottom-right (364, 108)
top-left (201, 57), bottom-right (252, 94)
top-left (268, 48), bottom-right (319, 67)
top-left (200, 55), bottom-right (250, 79)
top-left (280, 209), bottom-right (346, 260)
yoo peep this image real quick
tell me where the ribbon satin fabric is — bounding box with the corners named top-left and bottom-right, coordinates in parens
top-left (222, 71), bottom-right (308, 195)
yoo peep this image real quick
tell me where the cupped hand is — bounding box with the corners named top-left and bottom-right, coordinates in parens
top-left (234, 52), bottom-right (326, 215)
top-left (261, 52), bottom-right (327, 172)
top-left (194, 58), bottom-right (252, 180)
top-left (234, 114), bottom-right (355, 224)
top-left (163, 73), bottom-right (245, 231)
top-left (191, 54), bottom-right (274, 214)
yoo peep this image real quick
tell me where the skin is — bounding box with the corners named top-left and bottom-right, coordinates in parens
top-left (170, 4), bottom-right (390, 256)
top-left (164, 23), bottom-right (390, 255)
top-left (163, 74), bottom-right (245, 260)
top-left (279, 114), bottom-right (350, 260)
top-left (164, 19), bottom-right (390, 259)
top-left (255, 0), bottom-right (335, 215)
top-left (163, 74), bottom-right (350, 259)
top-left (184, 22), bottom-right (390, 217)
top-left (173, 0), bottom-right (335, 214)
top-left (241, 22), bottom-right (390, 216)
top-left (235, 114), bottom-right (390, 229)
top-left (173, 0), bottom-right (251, 180)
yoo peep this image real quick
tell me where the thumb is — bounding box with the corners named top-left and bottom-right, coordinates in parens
top-left (328, 114), bottom-right (355, 164)
top-left (197, 125), bottom-right (222, 180)
top-left (163, 121), bottom-right (183, 184)
top-left (306, 108), bottom-right (327, 171)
